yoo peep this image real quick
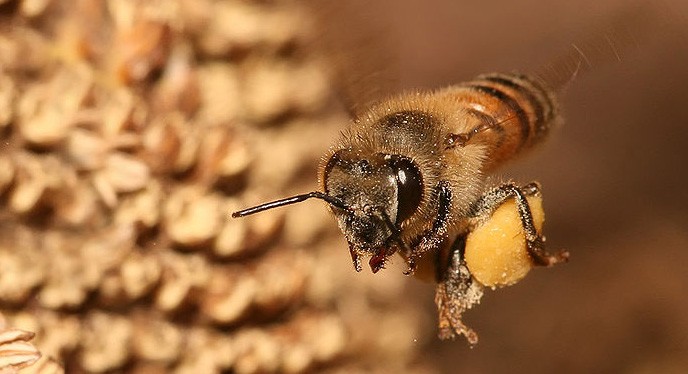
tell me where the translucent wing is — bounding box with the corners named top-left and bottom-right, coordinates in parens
top-left (301, 0), bottom-right (402, 116)
top-left (535, 3), bottom-right (678, 91)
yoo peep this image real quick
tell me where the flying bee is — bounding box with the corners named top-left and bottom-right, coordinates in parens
top-left (233, 72), bottom-right (569, 343)
top-left (233, 3), bottom-right (657, 343)
top-left (317, 72), bottom-right (569, 274)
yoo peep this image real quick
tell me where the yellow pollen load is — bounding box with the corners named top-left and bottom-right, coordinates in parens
top-left (465, 196), bottom-right (545, 288)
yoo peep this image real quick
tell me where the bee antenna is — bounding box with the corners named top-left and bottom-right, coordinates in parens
top-left (232, 191), bottom-right (348, 218)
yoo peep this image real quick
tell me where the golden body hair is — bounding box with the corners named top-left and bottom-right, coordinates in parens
top-left (320, 73), bottom-right (559, 259)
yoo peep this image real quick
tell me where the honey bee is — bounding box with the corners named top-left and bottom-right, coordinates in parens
top-left (233, 4), bottom-right (658, 344)
top-left (233, 71), bottom-right (568, 343)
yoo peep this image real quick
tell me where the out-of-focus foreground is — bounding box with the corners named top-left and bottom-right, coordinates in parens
top-left (0, 0), bottom-right (431, 372)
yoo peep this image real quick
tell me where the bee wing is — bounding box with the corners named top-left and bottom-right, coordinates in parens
top-left (301, 0), bottom-right (402, 117)
top-left (535, 2), bottom-right (679, 91)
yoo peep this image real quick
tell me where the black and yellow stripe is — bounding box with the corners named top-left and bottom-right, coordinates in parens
top-left (480, 73), bottom-right (557, 147)
top-left (442, 72), bottom-right (558, 170)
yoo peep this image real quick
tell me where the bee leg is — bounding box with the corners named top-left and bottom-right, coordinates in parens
top-left (470, 182), bottom-right (569, 266)
top-left (520, 181), bottom-right (542, 197)
top-left (444, 112), bottom-right (500, 149)
top-left (435, 235), bottom-right (482, 344)
top-left (408, 181), bottom-right (453, 273)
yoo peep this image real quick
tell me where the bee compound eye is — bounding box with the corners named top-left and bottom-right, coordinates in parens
top-left (387, 156), bottom-right (423, 224)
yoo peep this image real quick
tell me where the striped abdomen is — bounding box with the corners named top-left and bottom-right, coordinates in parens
top-left (439, 73), bottom-right (558, 171)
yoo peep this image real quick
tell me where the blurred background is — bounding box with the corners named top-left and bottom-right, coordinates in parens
top-left (0, 0), bottom-right (686, 373)
top-left (363, 0), bottom-right (688, 372)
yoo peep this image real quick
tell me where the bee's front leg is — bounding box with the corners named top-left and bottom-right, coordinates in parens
top-left (406, 181), bottom-right (453, 275)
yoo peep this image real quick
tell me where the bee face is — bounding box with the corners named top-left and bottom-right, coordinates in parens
top-left (323, 149), bottom-right (424, 270)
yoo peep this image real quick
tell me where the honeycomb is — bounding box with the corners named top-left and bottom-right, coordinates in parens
top-left (0, 0), bottom-right (431, 372)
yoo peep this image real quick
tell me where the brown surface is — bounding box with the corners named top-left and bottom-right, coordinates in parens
top-left (0, 1), bottom-right (432, 372)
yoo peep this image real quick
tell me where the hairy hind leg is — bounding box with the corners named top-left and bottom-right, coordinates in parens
top-left (469, 182), bottom-right (569, 266)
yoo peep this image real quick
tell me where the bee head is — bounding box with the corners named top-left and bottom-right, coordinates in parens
top-left (322, 149), bottom-right (423, 272)
top-left (231, 149), bottom-right (423, 274)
